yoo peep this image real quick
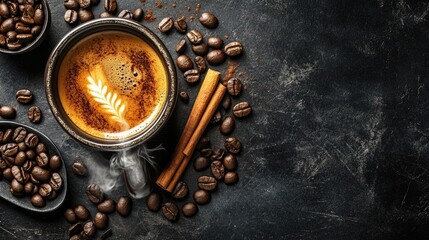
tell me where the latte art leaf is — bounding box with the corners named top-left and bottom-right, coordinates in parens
top-left (87, 75), bottom-right (127, 124)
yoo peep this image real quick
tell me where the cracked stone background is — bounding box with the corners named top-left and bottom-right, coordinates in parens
top-left (0, 0), bottom-right (429, 239)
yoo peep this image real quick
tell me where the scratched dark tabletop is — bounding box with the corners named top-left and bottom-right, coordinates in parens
top-left (0, 0), bottom-right (428, 239)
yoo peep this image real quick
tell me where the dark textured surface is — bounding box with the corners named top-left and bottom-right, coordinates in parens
top-left (0, 0), bottom-right (429, 239)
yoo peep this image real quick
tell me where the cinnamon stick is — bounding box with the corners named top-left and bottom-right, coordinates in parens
top-left (166, 84), bottom-right (226, 192)
top-left (156, 69), bottom-right (220, 191)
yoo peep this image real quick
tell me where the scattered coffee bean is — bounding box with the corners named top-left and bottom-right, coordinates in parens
top-left (64, 9), bottom-right (78, 25)
top-left (158, 16), bottom-right (173, 33)
top-left (224, 41), bottom-right (244, 57)
top-left (211, 110), bottom-right (222, 124)
top-left (200, 148), bottom-right (213, 157)
top-left (194, 56), bottom-right (207, 73)
top-left (100, 228), bottom-right (113, 240)
top-left (104, 0), bottom-right (117, 13)
top-left (74, 204), bottom-right (91, 221)
top-left (15, 89), bottom-right (33, 104)
top-left (64, 208), bottom-right (78, 224)
top-left (232, 102), bottom-right (252, 118)
top-left (78, 9), bottom-right (94, 22)
top-left (207, 37), bottom-right (223, 49)
top-left (211, 160), bottom-right (225, 180)
top-left (72, 160), bottom-right (88, 176)
top-left (221, 95), bottom-right (231, 110)
top-left (224, 171), bottom-right (239, 185)
top-left (184, 69), bottom-right (200, 84)
top-left (97, 199), bottom-right (116, 214)
top-left (211, 148), bottom-right (225, 161)
top-left (68, 222), bottom-right (83, 237)
top-left (223, 154), bottom-right (237, 171)
top-left (118, 9), bottom-right (133, 19)
top-left (49, 155), bottom-right (62, 172)
top-left (197, 175), bottom-right (217, 191)
top-left (78, 0), bottom-right (91, 9)
top-left (220, 116), bottom-right (235, 135)
top-left (94, 212), bottom-right (109, 229)
top-left (193, 189), bottom-right (210, 205)
top-left (86, 183), bottom-right (104, 204)
top-left (186, 29), bottom-right (203, 45)
top-left (227, 78), bottom-right (242, 96)
top-left (146, 192), bottom-right (162, 212)
top-left (162, 202), bottom-right (179, 221)
top-left (206, 50), bottom-right (226, 66)
top-left (176, 54), bottom-right (193, 72)
top-left (116, 196), bottom-right (132, 217)
top-left (179, 91), bottom-right (189, 103)
top-left (64, 0), bottom-right (79, 10)
top-left (224, 137), bottom-right (242, 154)
top-left (174, 16), bottom-right (187, 33)
top-left (0, 106), bottom-right (16, 119)
top-left (193, 156), bottom-right (209, 171)
top-left (172, 181), bottom-right (188, 199)
top-left (175, 39), bottom-right (186, 54)
top-left (99, 11), bottom-right (113, 18)
top-left (192, 42), bottom-right (209, 56)
top-left (199, 12), bottom-right (218, 29)
top-left (83, 221), bottom-right (96, 237)
top-left (181, 202), bottom-right (198, 217)
top-left (197, 136), bottom-right (210, 150)
top-left (133, 8), bottom-right (143, 21)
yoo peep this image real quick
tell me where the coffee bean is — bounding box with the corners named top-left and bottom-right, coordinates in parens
top-left (116, 196), bottom-right (132, 217)
top-left (193, 189), bottom-right (210, 205)
top-left (172, 181), bottom-right (188, 199)
top-left (26, 149), bottom-right (36, 160)
top-left (194, 56), bottom-right (207, 73)
top-left (94, 212), bottom-right (109, 229)
top-left (16, 33), bottom-right (33, 44)
top-left (162, 202), bottom-right (179, 221)
top-left (25, 133), bottom-right (38, 148)
top-left (184, 69), bottom-right (200, 84)
top-left (33, 8), bottom-right (43, 25)
top-left (2, 129), bottom-right (13, 143)
top-left (15, 22), bottom-right (30, 33)
top-left (21, 15), bottom-right (34, 25)
top-left (0, 158), bottom-right (8, 169)
top-left (31, 193), bottom-right (45, 207)
top-left (104, 0), bottom-right (117, 13)
top-left (12, 165), bottom-right (28, 183)
top-left (146, 192), bottom-right (162, 212)
top-left (22, 160), bottom-right (34, 172)
top-left (30, 173), bottom-right (40, 185)
top-left (8, 2), bottom-right (18, 16)
top-left (17, 142), bottom-right (27, 151)
top-left (232, 102), bottom-right (252, 118)
top-left (186, 29), bottom-right (203, 45)
top-left (179, 91), bottom-right (189, 103)
top-left (223, 154), bottom-right (237, 171)
top-left (100, 228), bottom-right (113, 240)
top-left (199, 12), bottom-right (218, 29)
top-left (6, 30), bottom-right (17, 42)
top-left (72, 160), bottom-right (87, 176)
top-left (6, 42), bottom-right (21, 51)
top-left (97, 199), bottom-right (116, 214)
top-left (28, 106), bottom-right (42, 123)
top-left (83, 221), bottom-right (96, 237)
top-left (200, 148), bottom-right (213, 157)
top-left (49, 173), bottom-right (63, 191)
top-left (211, 160), bottom-right (225, 180)
top-left (49, 155), bottom-right (62, 172)
top-left (207, 49), bottom-right (227, 66)
top-left (224, 171), bottom-right (239, 185)
top-left (207, 37), bottom-right (223, 49)
top-left (11, 178), bottom-right (24, 193)
top-left (39, 183), bottom-right (52, 198)
top-left (197, 175), bottom-right (217, 191)
top-left (86, 183), bottom-right (104, 204)
top-left (24, 181), bottom-right (35, 194)
top-left (14, 151), bottom-right (26, 166)
top-left (211, 110), bottom-right (222, 124)
top-left (31, 166), bottom-right (51, 182)
top-left (176, 54), bottom-right (193, 72)
top-left (224, 41), bottom-right (243, 57)
top-left (79, 0), bottom-right (91, 8)
top-left (197, 136), bottom-right (210, 150)
top-left (175, 39), bottom-right (186, 54)
top-left (78, 9), bottom-right (94, 22)
top-left (36, 152), bottom-right (48, 167)
top-left (0, 106), bottom-right (16, 119)
top-left (64, 208), bottom-right (78, 224)
top-left (15, 89), bottom-right (33, 104)
top-left (192, 43), bottom-right (209, 56)
top-left (220, 116), bottom-right (235, 135)
top-left (0, 2), bottom-right (9, 18)
top-left (173, 16), bottom-right (187, 33)
top-left (1, 18), bottom-right (14, 33)
top-left (221, 95), bottom-right (231, 110)
top-left (225, 137), bottom-right (242, 154)
top-left (13, 127), bottom-right (27, 143)
top-left (2, 142), bottom-right (18, 156)
top-left (31, 25), bottom-right (41, 36)
top-left (118, 9), bottom-right (133, 19)
top-left (158, 16), bottom-right (173, 33)
top-left (35, 143), bottom-right (46, 154)
top-left (133, 8), bottom-right (143, 21)
top-left (3, 168), bottom-right (13, 181)
top-left (99, 11), bottom-right (113, 18)
top-left (193, 156), bottom-right (209, 171)
top-left (0, 34), bottom-right (6, 47)
top-left (64, 0), bottom-right (79, 10)
top-left (74, 204), bottom-right (91, 221)
top-left (227, 78), bottom-right (242, 96)
top-left (68, 222), bottom-right (83, 237)
top-left (211, 148), bottom-right (225, 161)
top-left (181, 202), bottom-right (198, 217)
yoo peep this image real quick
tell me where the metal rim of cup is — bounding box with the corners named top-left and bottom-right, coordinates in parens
top-left (44, 18), bottom-right (178, 151)
top-left (0, 0), bottom-right (51, 55)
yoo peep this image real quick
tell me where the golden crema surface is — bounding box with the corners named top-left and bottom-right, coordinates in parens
top-left (58, 31), bottom-right (167, 139)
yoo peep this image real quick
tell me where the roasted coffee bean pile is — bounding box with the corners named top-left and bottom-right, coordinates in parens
top-left (64, 183), bottom-right (132, 239)
top-left (0, 126), bottom-right (63, 207)
top-left (0, 0), bottom-right (46, 51)
top-left (0, 89), bottom-right (43, 123)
